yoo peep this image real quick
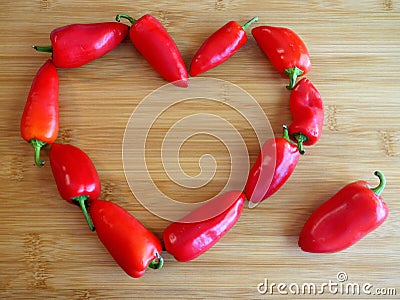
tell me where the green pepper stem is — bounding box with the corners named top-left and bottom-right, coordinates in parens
top-left (29, 139), bottom-right (47, 167)
top-left (371, 171), bottom-right (386, 196)
top-left (115, 14), bottom-right (136, 25)
top-left (242, 16), bottom-right (258, 31)
top-left (73, 195), bottom-right (95, 231)
top-left (282, 125), bottom-right (290, 142)
top-left (148, 253), bottom-right (164, 270)
top-left (32, 45), bottom-right (53, 53)
top-left (293, 132), bottom-right (307, 155)
top-left (284, 66), bottom-right (304, 90)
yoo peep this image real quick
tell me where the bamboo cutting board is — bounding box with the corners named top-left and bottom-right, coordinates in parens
top-left (1, 0), bottom-right (400, 299)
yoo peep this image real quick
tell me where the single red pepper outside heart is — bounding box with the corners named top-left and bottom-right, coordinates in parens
top-left (162, 190), bottom-right (245, 262)
top-left (190, 16), bottom-right (258, 77)
top-left (90, 199), bottom-right (164, 278)
top-left (49, 143), bottom-right (101, 231)
top-left (33, 21), bottom-right (129, 68)
top-left (288, 78), bottom-right (324, 154)
top-left (20, 59), bottom-right (59, 167)
top-left (252, 25), bottom-right (311, 89)
top-left (298, 171), bottom-right (389, 253)
top-left (244, 125), bottom-right (300, 205)
top-left (116, 14), bottom-right (189, 87)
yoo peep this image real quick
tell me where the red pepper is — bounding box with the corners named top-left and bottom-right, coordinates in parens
top-left (190, 16), bottom-right (258, 77)
top-left (90, 199), bottom-right (163, 278)
top-left (244, 126), bottom-right (300, 206)
top-left (288, 78), bottom-right (324, 154)
top-left (162, 190), bottom-right (245, 262)
top-left (116, 14), bottom-right (188, 87)
top-left (298, 171), bottom-right (388, 253)
top-left (49, 143), bottom-right (101, 231)
top-left (20, 59), bottom-right (59, 167)
top-left (252, 25), bottom-right (311, 89)
top-left (33, 22), bottom-right (129, 68)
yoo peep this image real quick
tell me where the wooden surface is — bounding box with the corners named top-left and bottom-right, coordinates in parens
top-left (1, 0), bottom-right (400, 299)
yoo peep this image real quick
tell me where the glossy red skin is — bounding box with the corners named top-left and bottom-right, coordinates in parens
top-left (163, 191), bottom-right (245, 262)
top-left (252, 26), bottom-right (311, 77)
top-left (298, 181), bottom-right (389, 253)
top-left (190, 21), bottom-right (247, 76)
top-left (245, 137), bottom-right (300, 204)
top-left (50, 22), bottom-right (129, 68)
top-left (129, 14), bottom-right (188, 87)
top-left (20, 59), bottom-right (59, 143)
top-left (49, 144), bottom-right (101, 202)
top-left (90, 199), bottom-right (163, 278)
top-left (289, 78), bottom-right (324, 146)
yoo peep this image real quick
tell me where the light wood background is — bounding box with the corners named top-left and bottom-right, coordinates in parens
top-left (1, 0), bottom-right (399, 299)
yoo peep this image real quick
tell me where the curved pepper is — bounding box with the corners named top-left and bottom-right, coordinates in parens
top-left (288, 78), bottom-right (324, 154)
top-left (49, 143), bottom-right (101, 231)
top-left (252, 25), bottom-right (311, 89)
top-left (298, 171), bottom-right (389, 253)
top-left (190, 16), bottom-right (258, 76)
top-left (245, 126), bottom-right (300, 206)
top-left (20, 59), bottom-right (59, 167)
top-left (162, 190), bottom-right (245, 262)
top-left (90, 199), bottom-right (164, 278)
top-left (34, 21), bottom-right (129, 68)
top-left (116, 14), bottom-right (188, 87)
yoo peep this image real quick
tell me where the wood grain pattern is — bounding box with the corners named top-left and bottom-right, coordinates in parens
top-left (1, 0), bottom-right (400, 298)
